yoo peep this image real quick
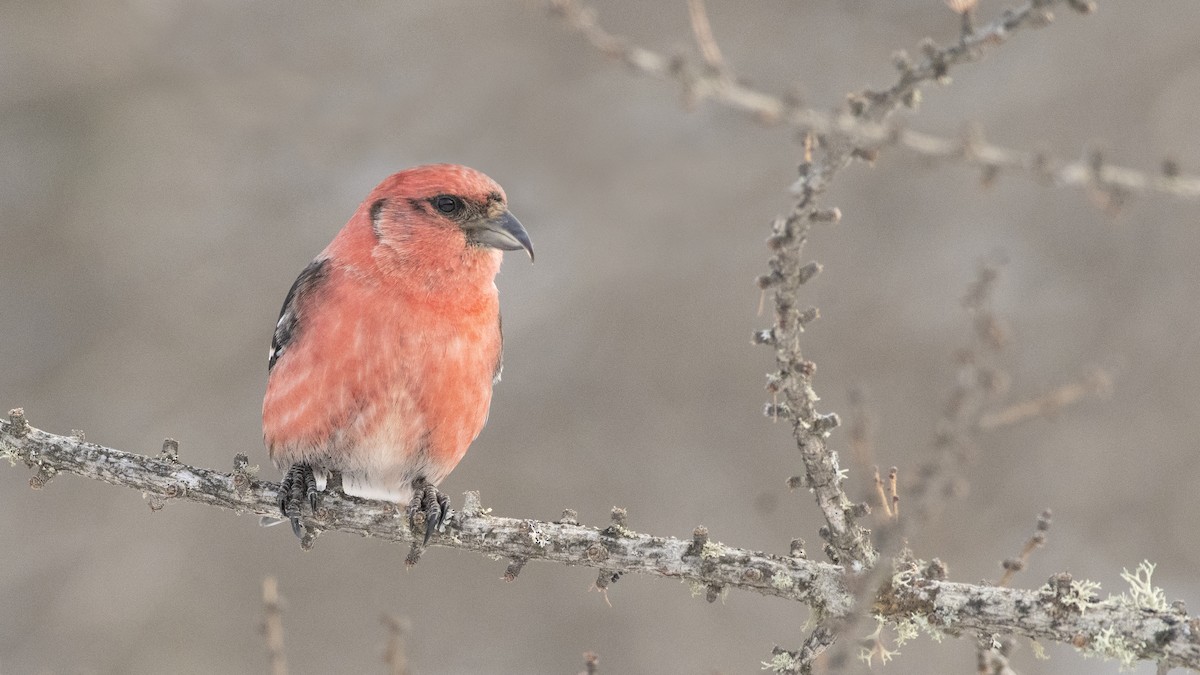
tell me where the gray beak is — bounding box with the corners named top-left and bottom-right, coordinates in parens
top-left (467, 211), bottom-right (534, 262)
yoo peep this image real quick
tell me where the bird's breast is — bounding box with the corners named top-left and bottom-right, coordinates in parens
top-left (359, 281), bottom-right (502, 472)
top-left (263, 267), bottom-right (502, 486)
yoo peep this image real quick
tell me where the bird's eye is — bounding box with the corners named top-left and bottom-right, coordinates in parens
top-left (434, 195), bottom-right (463, 215)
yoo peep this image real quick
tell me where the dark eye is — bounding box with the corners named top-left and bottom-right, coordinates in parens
top-left (434, 195), bottom-right (463, 215)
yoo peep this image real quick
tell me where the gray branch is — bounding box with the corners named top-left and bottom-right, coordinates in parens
top-left (5, 410), bottom-right (1199, 669)
top-left (0, 410), bottom-right (849, 614)
top-left (881, 568), bottom-right (1200, 671)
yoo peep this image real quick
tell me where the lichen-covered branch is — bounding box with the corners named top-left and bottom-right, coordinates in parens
top-left (762, 193), bottom-right (876, 570)
top-left (880, 561), bottom-right (1200, 671)
top-left (548, 0), bottom-right (1200, 203)
top-left (0, 411), bottom-right (849, 614)
top-left (5, 413), bottom-right (1199, 669)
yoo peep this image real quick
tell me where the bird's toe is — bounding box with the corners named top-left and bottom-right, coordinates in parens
top-left (279, 463), bottom-right (320, 540)
top-left (407, 481), bottom-right (450, 546)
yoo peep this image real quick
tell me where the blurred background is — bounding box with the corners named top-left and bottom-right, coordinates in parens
top-left (2, 1), bottom-right (1199, 673)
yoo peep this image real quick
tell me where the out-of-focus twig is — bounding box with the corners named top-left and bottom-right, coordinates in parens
top-left (976, 633), bottom-right (1015, 675)
top-left (823, 263), bottom-right (1012, 671)
top-left (546, 0), bottom-right (1200, 203)
top-left (686, 0), bottom-right (730, 79)
top-left (382, 615), bottom-right (412, 675)
top-left (978, 368), bottom-right (1113, 430)
top-left (579, 651), bottom-right (599, 675)
top-left (870, 465), bottom-right (900, 523)
top-left (846, 389), bottom-right (874, 473)
top-left (904, 259), bottom-right (1011, 530)
top-left (262, 577), bottom-right (288, 675)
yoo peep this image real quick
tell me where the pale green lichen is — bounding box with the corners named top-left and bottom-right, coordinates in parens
top-left (688, 581), bottom-right (706, 598)
top-left (892, 617), bottom-right (919, 646)
top-left (856, 616), bottom-right (901, 667)
top-left (913, 614), bottom-right (946, 644)
top-left (891, 563), bottom-right (919, 588)
top-left (771, 570), bottom-right (795, 591)
top-left (1085, 627), bottom-right (1143, 671)
top-left (864, 615), bottom-right (886, 640)
top-left (1118, 560), bottom-right (1169, 611)
top-left (761, 651), bottom-right (799, 673)
top-left (699, 541), bottom-right (723, 560)
top-left (859, 613), bottom-right (949, 665)
top-left (857, 644), bottom-right (899, 667)
top-left (1030, 640), bottom-right (1049, 660)
top-left (1041, 578), bottom-right (1103, 613)
top-left (1071, 579), bottom-right (1103, 603)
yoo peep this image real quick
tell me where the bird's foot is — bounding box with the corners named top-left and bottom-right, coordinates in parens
top-left (279, 463), bottom-right (321, 538)
top-left (407, 480), bottom-right (450, 545)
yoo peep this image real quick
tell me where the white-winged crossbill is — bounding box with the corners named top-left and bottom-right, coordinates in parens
top-left (262, 164), bottom-right (533, 541)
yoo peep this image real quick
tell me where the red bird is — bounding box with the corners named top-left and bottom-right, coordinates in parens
top-left (262, 164), bottom-right (533, 541)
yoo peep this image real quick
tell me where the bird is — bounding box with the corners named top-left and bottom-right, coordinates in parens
top-left (261, 164), bottom-right (533, 543)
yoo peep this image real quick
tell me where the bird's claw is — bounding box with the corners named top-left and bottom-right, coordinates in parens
top-left (408, 482), bottom-right (450, 545)
top-left (279, 463), bottom-right (321, 539)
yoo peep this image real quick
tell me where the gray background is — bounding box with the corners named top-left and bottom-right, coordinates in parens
top-left (2, 1), bottom-right (1198, 673)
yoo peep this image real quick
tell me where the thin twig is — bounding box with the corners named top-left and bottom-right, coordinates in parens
top-left (978, 368), bottom-right (1113, 430)
top-left (765, 624), bottom-right (835, 674)
top-left (580, 651), bottom-right (599, 675)
top-left (546, 0), bottom-right (1200, 202)
top-left (873, 467), bottom-right (893, 519)
top-left (686, 0), bottom-right (730, 79)
top-left (886, 467), bottom-right (898, 520)
top-left (976, 633), bottom-right (1015, 675)
top-left (997, 510), bottom-right (1052, 587)
top-left (262, 577), bottom-right (288, 675)
top-left (382, 615), bottom-right (412, 675)
top-left (846, 389), bottom-right (875, 473)
top-left (822, 264), bottom-right (1010, 669)
top-left (904, 260), bottom-right (1011, 530)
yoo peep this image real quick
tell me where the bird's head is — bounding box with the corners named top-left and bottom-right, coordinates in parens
top-left (330, 164), bottom-right (533, 287)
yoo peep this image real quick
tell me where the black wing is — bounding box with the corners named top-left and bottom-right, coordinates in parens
top-left (268, 258), bottom-right (329, 372)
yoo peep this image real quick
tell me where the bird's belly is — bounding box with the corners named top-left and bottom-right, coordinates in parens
top-left (333, 389), bottom-right (430, 502)
top-left (335, 330), bottom-right (496, 502)
top-left (265, 289), bottom-right (501, 504)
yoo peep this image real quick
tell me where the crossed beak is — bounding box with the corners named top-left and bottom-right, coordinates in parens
top-left (467, 211), bottom-right (534, 262)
